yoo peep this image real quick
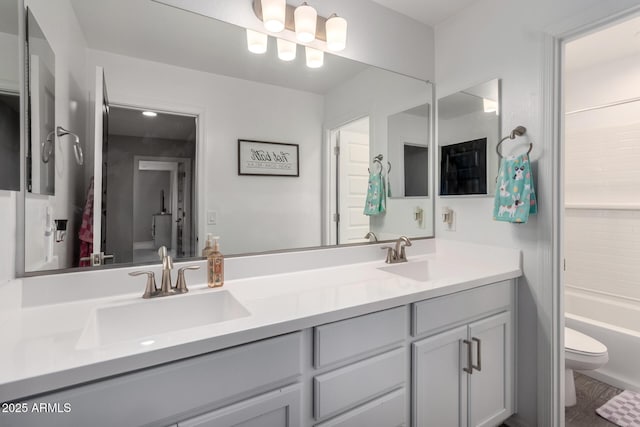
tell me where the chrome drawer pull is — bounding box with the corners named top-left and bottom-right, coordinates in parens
top-left (463, 339), bottom-right (473, 374)
top-left (472, 337), bottom-right (482, 372)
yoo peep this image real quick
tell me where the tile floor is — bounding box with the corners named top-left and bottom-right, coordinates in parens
top-left (565, 372), bottom-right (623, 427)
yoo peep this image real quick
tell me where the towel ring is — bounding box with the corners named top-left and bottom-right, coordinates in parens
top-left (496, 125), bottom-right (532, 159)
top-left (368, 154), bottom-right (391, 174)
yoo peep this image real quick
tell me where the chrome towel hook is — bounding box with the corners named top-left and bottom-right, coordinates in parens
top-left (43, 126), bottom-right (84, 165)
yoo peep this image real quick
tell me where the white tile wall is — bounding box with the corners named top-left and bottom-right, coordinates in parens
top-left (564, 102), bottom-right (640, 306)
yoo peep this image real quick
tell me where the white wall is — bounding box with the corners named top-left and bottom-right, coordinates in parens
top-left (86, 49), bottom-right (325, 256)
top-left (156, 0), bottom-right (435, 81)
top-left (0, 32), bottom-right (19, 89)
top-left (324, 67), bottom-right (434, 239)
top-left (564, 51), bottom-right (640, 328)
top-left (434, 0), bottom-right (640, 424)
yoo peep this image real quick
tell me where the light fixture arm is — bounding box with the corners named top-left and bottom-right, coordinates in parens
top-left (252, 0), bottom-right (327, 41)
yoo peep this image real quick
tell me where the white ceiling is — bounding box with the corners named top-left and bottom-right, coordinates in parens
top-left (69, 0), bottom-right (369, 95)
top-left (369, 0), bottom-right (479, 27)
top-left (566, 14), bottom-right (640, 71)
top-left (109, 106), bottom-right (197, 141)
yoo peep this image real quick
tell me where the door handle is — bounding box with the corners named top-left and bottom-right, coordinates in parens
top-left (472, 337), bottom-right (482, 372)
top-left (463, 339), bottom-right (473, 374)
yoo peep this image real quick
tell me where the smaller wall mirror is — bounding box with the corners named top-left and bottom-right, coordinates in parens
top-left (26, 8), bottom-right (55, 195)
top-left (438, 78), bottom-right (500, 196)
top-left (0, 0), bottom-right (20, 191)
top-left (387, 104), bottom-right (430, 198)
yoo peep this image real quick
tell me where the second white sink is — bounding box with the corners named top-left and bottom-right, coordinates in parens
top-left (76, 290), bottom-right (250, 349)
top-left (378, 260), bottom-right (431, 282)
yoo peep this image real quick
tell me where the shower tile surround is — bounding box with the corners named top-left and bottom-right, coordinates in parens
top-left (0, 239), bottom-right (520, 404)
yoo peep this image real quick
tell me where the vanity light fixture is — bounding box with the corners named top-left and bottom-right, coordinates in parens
top-left (277, 38), bottom-right (297, 61)
top-left (250, 0), bottom-right (348, 66)
top-left (142, 111), bottom-right (157, 117)
top-left (246, 29), bottom-right (268, 54)
top-left (294, 2), bottom-right (317, 43)
top-left (260, 0), bottom-right (286, 33)
top-left (325, 14), bottom-right (347, 52)
top-left (483, 98), bottom-right (499, 115)
top-left (305, 46), bottom-right (324, 68)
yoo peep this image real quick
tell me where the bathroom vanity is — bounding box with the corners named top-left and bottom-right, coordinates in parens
top-left (0, 240), bottom-right (520, 427)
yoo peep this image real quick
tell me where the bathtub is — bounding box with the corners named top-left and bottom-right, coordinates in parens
top-left (566, 285), bottom-right (640, 391)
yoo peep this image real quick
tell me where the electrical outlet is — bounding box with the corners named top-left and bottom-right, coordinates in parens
top-left (207, 211), bottom-right (217, 225)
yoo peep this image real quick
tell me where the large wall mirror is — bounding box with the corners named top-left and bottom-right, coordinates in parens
top-left (18, 0), bottom-right (434, 275)
top-left (438, 78), bottom-right (500, 196)
top-left (0, 0), bottom-right (20, 192)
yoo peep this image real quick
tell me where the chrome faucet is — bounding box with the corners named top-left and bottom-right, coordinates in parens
top-left (381, 236), bottom-right (412, 264)
top-left (129, 246), bottom-right (200, 299)
top-left (158, 246), bottom-right (174, 296)
top-left (364, 231), bottom-right (378, 242)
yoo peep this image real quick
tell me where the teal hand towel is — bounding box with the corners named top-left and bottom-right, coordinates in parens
top-left (493, 153), bottom-right (537, 223)
top-left (364, 172), bottom-right (386, 216)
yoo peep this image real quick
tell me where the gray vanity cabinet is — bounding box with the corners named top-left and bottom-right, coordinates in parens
top-left (411, 281), bottom-right (514, 427)
top-left (178, 384), bottom-right (301, 427)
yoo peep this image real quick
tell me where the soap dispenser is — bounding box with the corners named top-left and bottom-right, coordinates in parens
top-left (202, 233), bottom-right (215, 257)
top-left (207, 236), bottom-right (224, 288)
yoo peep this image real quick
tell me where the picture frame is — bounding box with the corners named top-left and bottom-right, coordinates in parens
top-left (238, 139), bottom-right (300, 177)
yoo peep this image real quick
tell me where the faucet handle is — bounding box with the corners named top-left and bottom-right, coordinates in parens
top-left (175, 265), bottom-right (200, 294)
top-left (381, 246), bottom-right (396, 264)
top-left (129, 271), bottom-right (158, 299)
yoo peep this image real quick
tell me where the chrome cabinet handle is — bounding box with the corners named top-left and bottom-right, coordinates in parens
top-left (463, 339), bottom-right (473, 374)
top-left (472, 337), bottom-right (482, 372)
top-left (175, 265), bottom-right (200, 294)
top-left (129, 271), bottom-right (158, 299)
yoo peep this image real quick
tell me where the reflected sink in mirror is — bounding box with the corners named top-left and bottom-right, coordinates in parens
top-left (76, 290), bottom-right (250, 349)
top-left (378, 260), bottom-right (431, 282)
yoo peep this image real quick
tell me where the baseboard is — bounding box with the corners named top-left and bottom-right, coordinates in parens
top-left (582, 369), bottom-right (640, 393)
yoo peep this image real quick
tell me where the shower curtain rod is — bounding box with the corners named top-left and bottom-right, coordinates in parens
top-left (565, 95), bottom-right (640, 115)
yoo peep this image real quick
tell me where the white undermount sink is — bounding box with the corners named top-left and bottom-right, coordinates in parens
top-left (378, 260), bottom-right (431, 282)
top-left (76, 290), bottom-right (250, 349)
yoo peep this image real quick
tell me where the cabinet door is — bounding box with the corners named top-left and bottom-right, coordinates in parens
top-left (178, 384), bottom-right (301, 427)
top-left (468, 312), bottom-right (512, 427)
top-left (412, 325), bottom-right (468, 427)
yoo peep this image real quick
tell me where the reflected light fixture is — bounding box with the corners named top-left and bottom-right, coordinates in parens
top-left (483, 98), bottom-right (499, 115)
top-left (305, 46), bottom-right (324, 68)
top-left (277, 38), bottom-right (297, 61)
top-left (142, 111), bottom-right (157, 117)
top-left (246, 29), bottom-right (268, 54)
top-left (326, 14), bottom-right (347, 51)
top-left (294, 2), bottom-right (317, 43)
top-left (261, 0), bottom-right (286, 32)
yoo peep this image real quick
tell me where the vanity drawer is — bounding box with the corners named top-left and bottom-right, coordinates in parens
top-left (314, 388), bottom-right (406, 427)
top-left (313, 347), bottom-right (405, 420)
top-left (412, 280), bottom-right (512, 337)
top-left (6, 333), bottom-right (302, 427)
top-left (314, 306), bottom-right (406, 368)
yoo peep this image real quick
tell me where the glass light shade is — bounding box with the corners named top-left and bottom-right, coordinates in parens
top-left (277, 38), bottom-right (297, 61)
top-left (246, 29), bottom-right (268, 54)
top-left (295, 3), bottom-right (317, 43)
top-left (326, 15), bottom-right (347, 51)
top-left (305, 46), bottom-right (323, 68)
top-left (483, 98), bottom-right (499, 115)
top-left (261, 0), bottom-right (286, 32)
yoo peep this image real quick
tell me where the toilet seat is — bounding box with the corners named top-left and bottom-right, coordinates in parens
top-left (565, 327), bottom-right (607, 355)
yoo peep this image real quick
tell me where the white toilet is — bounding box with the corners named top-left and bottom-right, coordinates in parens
top-left (565, 327), bottom-right (609, 406)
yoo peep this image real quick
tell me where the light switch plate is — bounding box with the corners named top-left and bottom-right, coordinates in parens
top-left (207, 211), bottom-right (217, 225)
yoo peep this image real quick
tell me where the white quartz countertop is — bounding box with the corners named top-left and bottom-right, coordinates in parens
top-left (0, 240), bottom-right (521, 402)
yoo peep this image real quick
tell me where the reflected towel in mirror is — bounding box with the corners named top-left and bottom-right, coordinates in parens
top-left (364, 171), bottom-right (386, 216)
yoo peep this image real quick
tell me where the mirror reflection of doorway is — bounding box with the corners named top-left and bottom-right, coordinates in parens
top-left (329, 117), bottom-right (371, 245)
top-left (105, 106), bottom-right (197, 264)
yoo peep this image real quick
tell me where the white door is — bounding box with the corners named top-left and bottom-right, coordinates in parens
top-left (468, 312), bottom-right (512, 427)
top-left (336, 118), bottom-right (370, 244)
top-left (412, 325), bottom-right (469, 427)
